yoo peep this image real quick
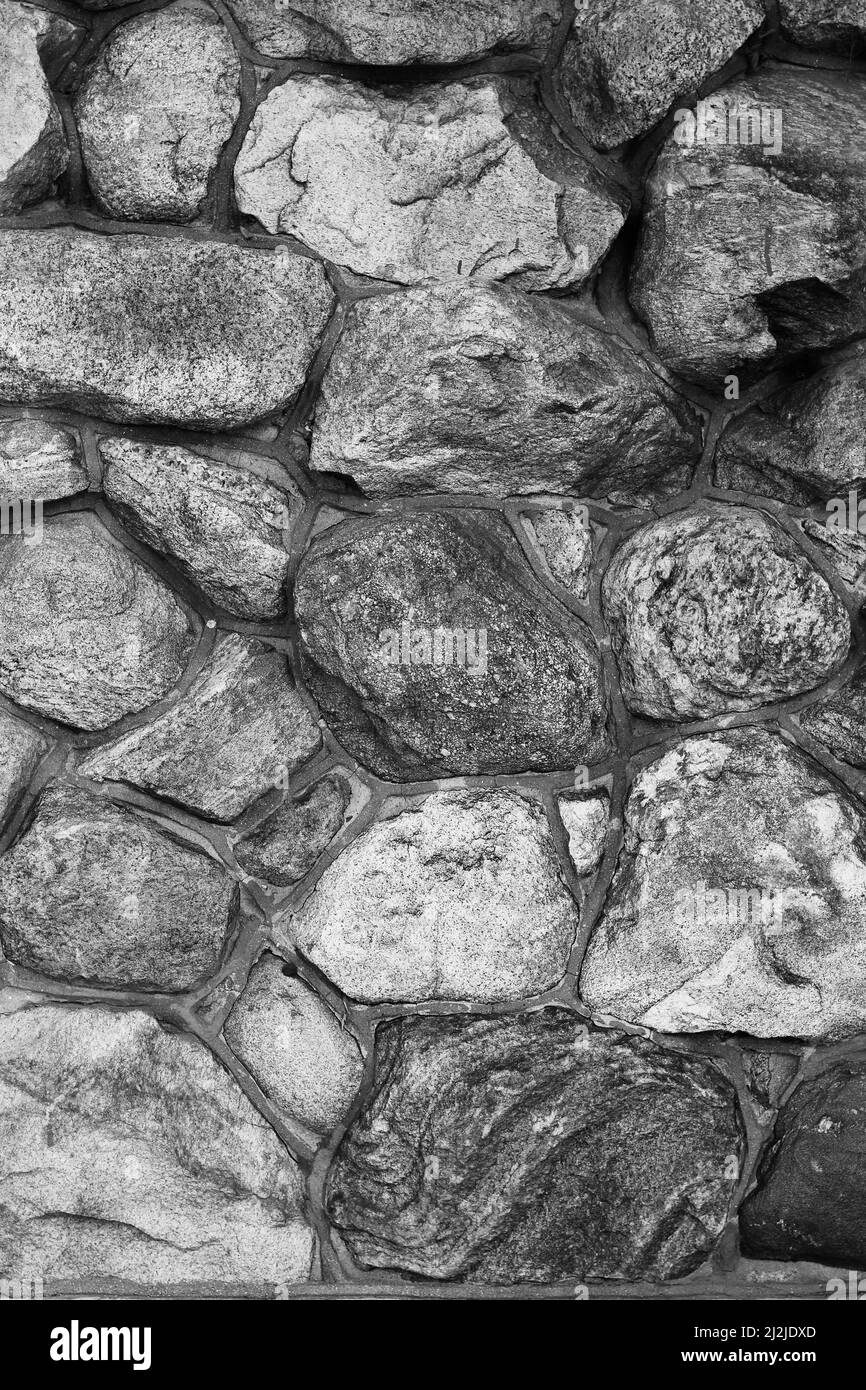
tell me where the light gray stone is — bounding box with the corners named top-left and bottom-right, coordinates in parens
top-left (281, 789), bottom-right (579, 1003)
top-left (0, 709), bottom-right (47, 832)
top-left (557, 790), bottom-right (608, 876)
top-left (76, 5), bottom-right (241, 222)
top-left (0, 229), bottom-right (334, 429)
top-left (0, 419), bottom-right (86, 500)
top-left (80, 634), bottom-right (321, 822)
top-left (0, 516), bottom-right (194, 731)
top-left (224, 954), bottom-right (363, 1131)
top-left (0, 1004), bottom-right (314, 1289)
top-left (523, 509), bottom-right (594, 601)
top-left (235, 75), bottom-right (625, 291)
top-left (311, 282), bottom-right (698, 498)
top-left (0, 2), bottom-right (68, 214)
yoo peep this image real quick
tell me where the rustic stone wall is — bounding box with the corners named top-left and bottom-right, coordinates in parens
top-left (1, 0), bottom-right (866, 1300)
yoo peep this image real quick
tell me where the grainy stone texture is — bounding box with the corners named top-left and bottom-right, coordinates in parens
top-left (99, 438), bottom-right (299, 621)
top-left (557, 790), bottom-right (609, 876)
top-left (0, 230), bottom-right (334, 428)
top-left (296, 510), bottom-right (611, 779)
top-left (799, 668), bottom-right (866, 767)
top-left (75, 5), bottom-right (240, 222)
top-left (523, 509), bottom-right (594, 600)
top-left (0, 1003), bottom-right (315, 1288)
top-left (234, 773), bottom-right (351, 886)
top-left (631, 70), bottom-right (866, 385)
top-left (0, 784), bottom-right (236, 989)
top-left (0, 419), bottom-right (86, 500)
top-left (0, 710), bottom-right (47, 832)
top-left (283, 791), bottom-right (579, 1003)
top-left (225, 0), bottom-right (563, 61)
top-left (235, 75), bottom-right (625, 290)
top-left (311, 282), bottom-right (699, 499)
top-left (0, 516), bottom-right (194, 731)
top-left (80, 635), bottom-right (321, 821)
top-left (602, 503), bottom-right (850, 721)
top-left (779, 0), bottom-right (866, 52)
top-left (0, 2), bottom-right (68, 214)
top-left (580, 729), bottom-right (866, 1040)
top-left (224, 954), bottom-right (363, 1131)
top-left (328, 1013), bottom-right (743, 1281)
top-left (558, 0), bottom-right (763, 149)
top-left (798, 518), bottom-right (866, 587)
top-left (716, 352), bottom-right (866, 503)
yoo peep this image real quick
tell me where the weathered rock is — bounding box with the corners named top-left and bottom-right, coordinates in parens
top-left (799, 668), bottom-right (866, 766)
top-left (0, 516), bottom-right (194, 731)
top-left (282, 790), bottom-right (579, 1003)
top-left (296, 510), bottom-right (611, 779)
top-left (631, 70), bottom-right (866, 385)
top-left (0, 1004), bottom-right (314, 1288)
top-left (328, 1013), bottom-right (742, 1281)
top-left (602, 503), bottom-right (850, 721)
top-left (523, 508), bottom-right (594, 601)
top-left (224, 954), bottom-right (363, 1131)
top-left (798, 517), bottom-right (866, 587)
top-left (557, 790), bottom-right (609, 876)
top-left (0, 2), bottom-right (68, 214)
top-left (580, 728), bottom-right (866, 1039)
top-left (76, 5), bottom-right (240, 222)
top-left (99, 438), bottom-right (299, 621)
top-left (0, 419), bottom-right (86, 500)
top-left (0, 709), bottom-right (47, 831)
top-left (741, 1061), bottom-right (866, 1266)
top-left (0, 229), bottom-right (334, 428)
top-left (779, 0), bottom-right (866, 52)
top-left (225, 0), bottom-right (562, 61)
top-left (311, 282), bottom-right (699, 498)
top-left (235, 75), bottom-right (625, 291)
top-left (0, 784), bottom-right (236, 989)
top-left (558, 0), bottom-right (763, 149)
top-left (80, 635), bottom-right (321, 821)
top-left (234, 773), bottom-right (351, 886)
top-left (716, 352), bottom-right (866, 502)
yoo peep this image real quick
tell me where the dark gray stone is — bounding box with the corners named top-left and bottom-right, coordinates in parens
top-left (234, 772), bottom-right (350, 886)
top-left (800, 667), bottom-right (866, 766)
top-left (780, 0), bottom-right (866, 53)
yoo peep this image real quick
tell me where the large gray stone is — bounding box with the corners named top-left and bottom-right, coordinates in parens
top-left (99, 437), bottom-right (299, 621)
top-left (602, 503), bottom-right (850, 721)
top-left (234, 772), bottom-right (351, 886)
top-left (0, 1003), bottom-right (314, 1289)
top-left (0, 229), bottom-right (334, 429)
top-left (80, 635), bottom-right (321, 822)
top-left (780, 0), bottom-right (866, 52)
top-left (235, 75), bottom-right (625, 291)
top-left (0, 783), bottom-right (237, 990)
top-left (281, 790), bottom-right (580, 1003)
top-left (76, 4), bottom-right (240, 222)
top-left (296, 510), bottom-right (611, 780)
top-left (224, 954), bottom-right (364, 1132)
top-left (558, 0), bottom-right (763, 149)
top-left (580, 729), bottom-right (866, 1039)
top-left (0, 419), bottom-right (86, 500)
top-left (328, 1013), bottom-right (743, 1281)
top-left (311, 282), bottom-right (700, 499)
top-left (0, 709), bottom-right (47, 832)
top-left (0, 3), bottom-right (68, 214)
top-left (225, 0), bottom-right (563, 61)
top-left (631, 70), bottom-right (866, 385)
top-left (0, 516), bottom-right (194, 731)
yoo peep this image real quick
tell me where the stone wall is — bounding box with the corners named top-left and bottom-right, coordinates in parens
top-left (1, 0), bottom-right (866, 1299)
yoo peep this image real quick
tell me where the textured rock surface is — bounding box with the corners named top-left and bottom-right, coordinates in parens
top-left (296, 510), bottom-right (610, 779)
top-left (0, 1004), bottom-right (314, 1287)
top-left (0, 419), bottom-right (86, 500)
top-left (0, 2), bottom-right (68, 214)
top-left (799, 668), bottom-right (866, 766)
top-left (559, 0), bottom-right (763, 149)
top-left (716, 353), bottom-right (866, 502)
top-left (779, 0), bottom-right (866, 52)
top-left (225, 0), bottom-right (562, 61)
top-left (0, 230), bottom-right (334, 428)
top-left (580, 729), bottom-right (866, 1039)
top-left (284, 791), bottom-right (579, 1003)
top-left (76, 5), bottom-right (240, 222)
top-left (740, 1062), bottom-right (866, 1265)
top-left (557, 790), bottom-right (609, 876)
top-left (602, 504), bottom-right (850, 721)
top-left (234, 773), bottom-right (351, 886)
top-left (312, 282), bottom-right (699, 498)
top-left (0, 516), bottom-right (194, 731)
top-left (631, 70), bottom-right (866, 385)
top-left (224, 954), bottom-right (363, 1131)
top-left (81, 635), bottom-right (321, 821)
top-left (523, 509), bottom-right (594, 600)
top-left (100, 438), bottom-right (298, 621)
top-left (0, 784), bottom-right (236, 989)
top-left (235, 75), bottom-right (625, 290)
top-left (798, 517), bottom-right (866, 587)
top-left (328, 1013), bottom-right (742, 1281)
top-left (0, 710), bottom-right (47, 831)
